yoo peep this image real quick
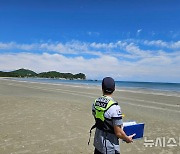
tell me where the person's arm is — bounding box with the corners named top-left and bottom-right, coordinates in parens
top-left (114, 125), bottom-right (135, 143)
top-left (108, 104), bottom-right (135, 143)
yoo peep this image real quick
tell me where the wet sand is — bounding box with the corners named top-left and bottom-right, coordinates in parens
top-left (0, 78), bottom-right (180, 154)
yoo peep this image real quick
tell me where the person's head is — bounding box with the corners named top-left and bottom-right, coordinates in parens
top-left (102, 77), bottom-right (115, 95)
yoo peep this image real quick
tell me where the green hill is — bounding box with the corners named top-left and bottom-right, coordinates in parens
top-left (37, 71), bottom-right (62, 78)
top-left (0, 71), bottom-right (9, 77)
top-left (0, 69), bottom-right (86, 79)
top-left (74, 73), bottom-right (86, 80)
top-left (11, 68), bottom-right (37, 77)
top-left (37, 71), bottom-right (86, 79)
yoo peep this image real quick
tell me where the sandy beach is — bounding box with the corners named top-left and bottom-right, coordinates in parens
top-left (0, 78), bottom-right (180, 154)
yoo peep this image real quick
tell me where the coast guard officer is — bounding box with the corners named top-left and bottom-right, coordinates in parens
top-left (91, 77), bottom-right (135, 154)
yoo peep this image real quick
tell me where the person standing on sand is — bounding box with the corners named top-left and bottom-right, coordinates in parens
top-left (90, 77), bottom-right (135, 154)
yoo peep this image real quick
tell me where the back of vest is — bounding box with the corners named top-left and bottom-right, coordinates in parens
top-left (93, 96), bottom-right (118, 133)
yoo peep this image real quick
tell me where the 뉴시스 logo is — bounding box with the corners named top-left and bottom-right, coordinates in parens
top-left (144, 137), bottom-right (180, 148)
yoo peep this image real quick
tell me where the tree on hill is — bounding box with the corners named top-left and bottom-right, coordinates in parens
top-left (37, 71), bottom-right (61, 78)
top-left (11, 68), bottom-right (37, 77)
top-left (0, 71), bottom-right (12, 77)
top-left (74, 73), bottom-right (86, 79)
top-left (61, 73), bottom-right (74, 79)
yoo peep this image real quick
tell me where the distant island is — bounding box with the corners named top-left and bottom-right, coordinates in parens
top-left (0, 68), bottom-right (86, 80)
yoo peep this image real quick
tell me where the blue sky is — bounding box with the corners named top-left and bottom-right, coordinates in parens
top-left (0, 0), bottom-right (180, 82)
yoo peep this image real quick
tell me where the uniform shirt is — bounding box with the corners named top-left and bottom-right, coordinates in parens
top-left (92, 96), bottom-right (123, 154)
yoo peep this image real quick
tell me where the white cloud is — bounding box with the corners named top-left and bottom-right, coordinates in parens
top-left (90, 41), bottom-right (127, 49)
top-left (0, 51), bottom-right (180, 82)
top-left (1, 40), bottom-right (180, 54)
top-left (0, 42), bottom-right (13, 49)
top-left (143, 40), bottom-right (167, 47)
top-left (0, 52), bottom-right (120, 79)
top-left (125, 43), bottom-right (153, 58)
top-left (0, 40), bottom-right (180, 82)
top-left (136, 29), bottom-right (142, 36)
top-left (0, 42), bottom-right (37, 50)
top-left (171, 41), bottom-right (180, 49)
top-left (137, 29), bottom-right (142, 33)
top-left (143, 40), bottom-right (180, 49)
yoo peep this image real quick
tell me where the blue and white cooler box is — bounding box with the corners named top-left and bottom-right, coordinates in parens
top-left (123, 121), bottom-right (145, 139)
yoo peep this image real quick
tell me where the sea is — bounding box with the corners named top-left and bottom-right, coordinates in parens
top-left (8, 77), bottom-right (180, 94)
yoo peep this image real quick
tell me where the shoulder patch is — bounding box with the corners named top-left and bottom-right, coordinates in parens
top-left (116, 109), bottom-right (122, 116)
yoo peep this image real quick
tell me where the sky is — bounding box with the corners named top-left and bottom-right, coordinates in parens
top-left (0, 0), bottom-right (180, 82)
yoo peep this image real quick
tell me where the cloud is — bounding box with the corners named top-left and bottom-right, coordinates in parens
top-left (1, 40), bottom-right (180, 54)
top-left (0, 51), bottom-right (180, 82)
top-left (143, 40), bottom-right (167, 47)
top-left (137, 29), bottom-right (142, 33)
top-left (169, 31), bottom-right (180, 39)
top-left (0, 40), bottom-right (180, 82)
top-left (0, 52), bottom-right (120, 79)
top-left (0, 42), bottom-right (37, 50)
top-left (143, 40), bottom-right (180, 49)
top-left (136, 29), bottom-right (142, 36)
top-left (90, 41), bottom-right (127, 49)
top-left (125, 43), bottom-right (153, 58)
top-left (171, 41), bottom-right (180, 49)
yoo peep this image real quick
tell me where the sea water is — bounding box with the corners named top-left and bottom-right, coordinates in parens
top-left (8, 77), bottom-right (180, 93)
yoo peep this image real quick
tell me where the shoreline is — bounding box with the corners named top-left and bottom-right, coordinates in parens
top-left (1, 77), bottom-right (180, 97)
top-left (1, 78), bottom-right (180, 117)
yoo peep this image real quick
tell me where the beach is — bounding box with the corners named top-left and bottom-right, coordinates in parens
top-left (0, 78), bottom-right (180, 154)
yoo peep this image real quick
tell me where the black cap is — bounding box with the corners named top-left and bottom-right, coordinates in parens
top-left (102, 77), bottom-right (115, 93)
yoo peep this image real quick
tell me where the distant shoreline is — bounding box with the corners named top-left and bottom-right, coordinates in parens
top-left (1, 77), bottom-right (180, 97)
